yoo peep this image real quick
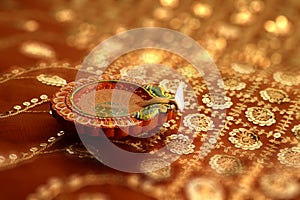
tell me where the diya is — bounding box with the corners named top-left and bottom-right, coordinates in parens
top-left (51, 75), bottom-right (181, 139)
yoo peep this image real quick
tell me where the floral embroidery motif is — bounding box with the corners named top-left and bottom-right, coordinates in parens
top-left (166, 134), bottom-right (195, 155)
top-left (178, 64), bottom-right (203, 78)
top-left (291, 124), bottom-right (300, 140)
top-left (277, 147), bottom-right (300, 168)
top-left (245, 107), bottom-right (276, 126)
top-left (273, 71), bottom-right (300, 86)
top-left (228, 128), bottom-right (262, 150)
top-left (140, 159), bottom-right (171, 181)
top-left (202, 93), bottom-right (233, 109)
top-left (259, 173), bottom-right (300, 199)
top-left (159, 79), bottom-right (187, 93)
top-left (209, 154), bottom-right (242, 175)
top-left (120, 65), bottom-right (147, 79)
top-left (260, 88), bottom-right (290, 104)
top-left (183, 113), bottom-right (213, 132)
top-left (186, 178), bottom-right (224, 200)
top-left (231, 63), bottom-right (255, 74)
top-left (218, 76), bottom-right (246, 90)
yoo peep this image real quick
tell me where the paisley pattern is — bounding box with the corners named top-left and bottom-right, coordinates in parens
top-left (36, 74), bottom-right (67, 87)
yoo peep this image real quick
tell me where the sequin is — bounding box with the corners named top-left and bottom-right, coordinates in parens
top-left (40, 95), bottom-right (48, 100)
top-left (13, 105), bottom-right (22, 110)
top-left (30, 98), bottom-right (38, 103)
top-left (23, 102), bottom-right (31, 106)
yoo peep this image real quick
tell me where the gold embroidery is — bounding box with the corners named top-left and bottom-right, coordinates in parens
top-left (183, 113), bottom-right (213, 132)
top-left (28, 173), bottom-right (167, 200)
top-left (260, 88), bottom-right (290, 104)
top-left (165, 134), bottom-right (195, 155)
top-left (277, 147), bottom-right (300, 168)
top-left (273, 71), bottom-right (300, 86)
top-left (209, 154), bottom-right (242, 175)
top-left (228, 128), bottom-right (262, 150)
top-left (36, 74), bottom-right (67, 87)
top-left (292, 125), bottom-right (300, 140)
top-left (120, 65), bottom-right (147, 80)
top-left (0, 95), bottom-right (50, 119)
top-left (0, 131), bottom-right (65, 171)
top-left (245, 107), bottom-right (276, 126)
top-left (177, 64), bottom-right (202, 79)
top-left (218, 76), bottom-right (246, 90)
top-left (202, 93), bottom-right (233, 109)
top-left (159, 79), bottom-right (187, 94)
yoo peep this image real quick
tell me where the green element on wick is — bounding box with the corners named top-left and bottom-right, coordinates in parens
top-left (133, 104), bottom-right (169, 120)
top-left (94, 84), bottom-right (174, 120)
top-left (144, 85), bottom-right (173, 99)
